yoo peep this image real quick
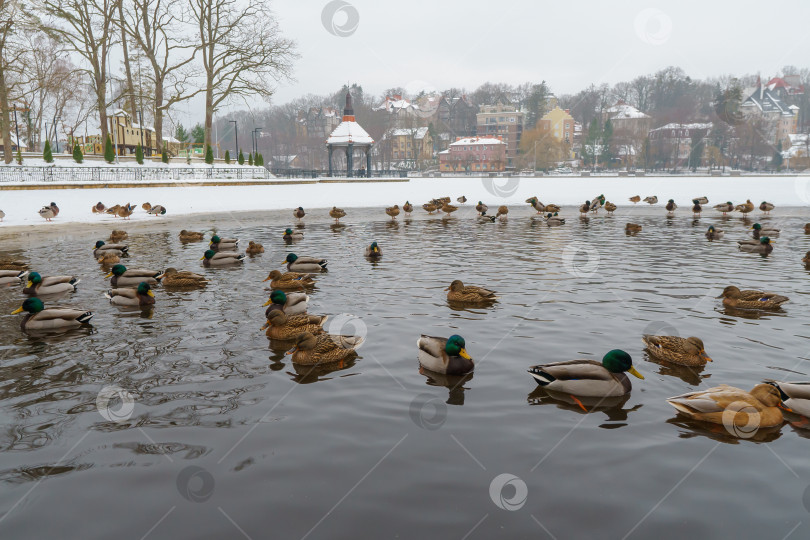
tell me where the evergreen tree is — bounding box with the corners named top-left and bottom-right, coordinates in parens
top-left (104, 135), bottom-right (115, 163)
top-left (135, 144), bottom-right (144, 165)
top-left (161, 145), bottom-right (169, 164)
top-left (43, 140), bottom-right (53, 163)
top-left (601, 118), bottom-right (613, 167)
top-left (689, 135), bottom-right (705, 171)
top-left (238, 149), bottom-right (245, 165)
top-left (224, 150), bottom-right (231, 164)
top-left (772, 141), bottom-right (784, 170)
top-left (205, 144), bottom-right (214, 164)
top-left (190, 124), bottom-right (205, 144)
top-left (174, 124), bottom-right (190, 143)
top-left (248, 152), bottom-right (253, 166)
top-left (15, 148), bottom-right (22, 165)
top-left (73, 144), bottom-right (83, 163)
top-left (256, 153), bottom-right (263, 166)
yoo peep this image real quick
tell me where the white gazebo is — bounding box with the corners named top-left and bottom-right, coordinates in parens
top-left (326, 91), bottom-right (374, 177)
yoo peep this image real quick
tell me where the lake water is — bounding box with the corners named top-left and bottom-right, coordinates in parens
top-left (0, 204), bottom-right (809, 539)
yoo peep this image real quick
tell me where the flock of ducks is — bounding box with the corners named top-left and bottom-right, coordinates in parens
top-left (3, 193), bottom-right (810, 437)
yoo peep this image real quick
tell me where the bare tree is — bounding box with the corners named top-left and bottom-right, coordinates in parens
top-left (188, 0), bottom-right (296, 148)
top-left (0, 0), bottom-right (34, 162)
top-left (117, 1), bottom-right (137, 118)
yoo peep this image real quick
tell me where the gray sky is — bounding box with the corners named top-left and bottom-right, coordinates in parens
top-left (267, 0), bottom-right (810, 105)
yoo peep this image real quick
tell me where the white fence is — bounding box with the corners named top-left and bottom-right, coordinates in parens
top-left (0, 166), bottom-right (271, 183)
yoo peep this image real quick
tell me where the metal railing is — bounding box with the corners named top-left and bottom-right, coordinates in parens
top-left (270, 168), bottom-right (409, 179)
top-left (0, 166), bottom-right (272, 183)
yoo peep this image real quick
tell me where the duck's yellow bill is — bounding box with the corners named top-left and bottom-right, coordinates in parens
top-left (199, 256), bottom-right (205, 260)
top-left (280, 260), bottom-right (287, 266)
top-left (25, 281), bottom-right (32, 288)
top-left (262, 276), bottom-right (271, 282)
top-left (11, 306), bottom-right (23, 314)
top-left (628, 366), bottom-right (644, 379)
top-left (104, 272), bottom-right (113, 278)
top-left (701, 351), bottom-right (712, 362)
top-left (261, 322), bottom-right (269, 330)
top-left (285, 346), bottom-right (297, 356)
top-left (147, 290), bottom-right (155, 298)
top-left (262, 299), bottom-right (272, 307)
top-left (459, 348), bottom-right (471, 360)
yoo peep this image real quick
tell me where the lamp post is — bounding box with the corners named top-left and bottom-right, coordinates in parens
top-left (229, 120), bottom-right (238, 159)
top-left (253, 127), bottom-right (263, 158)
top-left (45, 121), bottom-right (49, 151)
top-left (54, 118), bottom-right (60, 153)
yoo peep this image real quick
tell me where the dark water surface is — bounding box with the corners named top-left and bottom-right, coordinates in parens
top-left (1, 204), bottom-right (810, 539)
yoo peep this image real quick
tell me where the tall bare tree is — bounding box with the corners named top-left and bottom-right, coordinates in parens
top-left (0, 0), bottom-right (33, 163)
top-left (189, 0), bottom-right (296, 148)
top-left (117, 1), bottom-right (137, 118)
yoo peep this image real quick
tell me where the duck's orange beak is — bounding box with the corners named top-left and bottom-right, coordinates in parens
top-left (11, 306), bottom-right (23, 315)
top-left (262, 276), bottom-right (271, 282)
top-left (628, 366), bottom-right (644, 379)
top-left (701, 350), bottom-right (712, 362)
top-left (262, 299), bottom-right (272, 307)
top-left (104, 272), bottom-right (113, 278)
top-left (147, 290), bottom-right (155, 298)
top-left (285, 346), bottom-right (298, 356)
top-left (261, 321), bottom-right (269, 330)
top-left (459, 348), bottom-right (471, 360)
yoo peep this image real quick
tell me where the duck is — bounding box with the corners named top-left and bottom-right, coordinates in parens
top-left (714, 201), bottom-right (734, 215)
top-left (106, 204), bottom-right (122, 217)
top-left (106, 281), bottom-right (156, 307)
top-left (692, 200), bottom-right (702, 216)
top-left (738, 236), bottom-right (773, 254)
top-left (93, 240), bottom-right (128, 258)
top-left (441, 202), bottom-right (458, 217)
top-left (48, 202), bottom-right (59, 216)
top-left (263, 290), bottom-right (309, 316)
top-left (11, 297), bottom-right (93, 331)
top-left (475, 201), bottom-right (488, 215)
top-left (705, 225), bottom-right (724, 240)
top-left (457, 195), bottom-right (467, 204)
top-left (286, 331), bottom-right (364, 366)
top-left (578, 200), bottom-right (591, 214)
top-left (764, 381), bottom-right (810, 418)
top-left (263, 270), bottom-right (315, 290)
top-left (804, 251), bottom-right (810, 266)
top-left (364, 241), bottom-right (382, 258)
top-left (116, 203), bottom-right (135, 219)
top-left (805, 224), bottom-right (810, 234)
top-left (0, 260), bottom-right (27, 271)
top-left (693, 196), bottom-right (709, 205)
top-left (283, 228), bottom-right (303, 241)
top-left (590, 194), bottom-right (605, 212)
top-left (629, 195), bottom-right (641, 203)
top-left (23, 272), bottom-right (79, 296)
top-left (106, 264), bottom-right (163, 287)
top-left (478, 212), bottom-right (496, 223)
top-left (179, 230), bottom-right (205, 242)
top-left (604, 202), bottom-right (617, 215)
top-left (109, 230), bottom-right (128, 242)
top-left (643, 196), bottom-right (658, 205)
top-left (38, 205), bottom-right (56, 221)
top-left (625, 223), bottom-right (642, 234)
top-left (293, 207), bottom-right (306, 221)
top-left (417, 335), bottom-right (473, 375)
top-left (141, 202), bottom-right (152, 211)
top-left (97, 252), bottom-right (121, 265)
top-left (735, 199), bottom-right (755, 215)
top-left (760, 201), bottom-right (775, 214)
top-left (750, 223), bottom-right (780, 238)
top-left (0, 209), bottom-right (4, 221)
top-left (162, 268), bottom-right (208, 288)
top-left (329, 206), bottom-right (347, 223)
top-left (246, 241), bottom-right (264, 255)
top-left (719, 286), bottom-right (788, 310)
top-left (201, 250), bottom-right (245, 266)
top-left (385, 205), bottom-right (400, 220)
top-left (642, 335), bottom-right (712, 367)
top-left (432, 197), bottom-right (450, 209)
top-left (446, 280), bottom-right (497, 303)
top-left (283, 253), bottom-right (327, 273)
top-left (91, 202), bottom-right (107, 214)
top-left (209, 235), bottom-right (239, 251)
top-left (526, 197), bottom-right (545, 213)
top-left (545, 212), bottom-right (565, 226)
top-left (495, 205), bottom-right (509, 222)
top-left (0, 269), bottom-right (26, 286)
top-left (262, 310), bottom-right (327, 340)
top-left (665, 199), bottom-right (677, 214)
top-left (146, 204), bottom-right (167, 216)
top-left (528, 349), bottom-right (643, 397)
top-left (666, 384), bottom-right (783, 428)
top-left (403, 201), bottom-right (413, 215)
top-left (544, 204), bottom-right (561, 214)
top-left (422, 202), bottom-right (437, 214)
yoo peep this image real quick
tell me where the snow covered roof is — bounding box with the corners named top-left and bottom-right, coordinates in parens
top-left (449, 137), bottom-right (505, 147)
top-left (373, 95), bottom-right (420, 114)
top-left (388, 127), bottom-right (429, 139)
top-left (742, 84), bottom-right (797, 117)
top-left (326, 120), bottom-right (374, 146)
top-left (606, 102), bottom-right (650, 120)
top-left (132, 122), bottom-right (155, 132)
top-left (650, 122), bottom-right (713, 132)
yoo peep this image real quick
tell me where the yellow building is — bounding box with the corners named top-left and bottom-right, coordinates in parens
top-left (72, 110), bottom-right (159, 156)
top-left (538, 106), bottom-right (574, 144)
top-left (388, 127), bottom-right (433, 164)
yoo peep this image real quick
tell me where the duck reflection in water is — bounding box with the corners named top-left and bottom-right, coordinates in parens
top-left (666, 416), bottom-right (783, 444)
top-left (286, 357), bottom-right (357, 384)
top-left (528, 387), bottom-right (642, 425)
top-left (419, 366), bottom-right (473, 406)
top-left (643, 352), bottom-right (710, 386)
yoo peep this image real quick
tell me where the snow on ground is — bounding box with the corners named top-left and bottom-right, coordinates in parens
top-left (0, 175), bottom-right (808, 229)
top-left (6, 157), bottom-right (268, 169)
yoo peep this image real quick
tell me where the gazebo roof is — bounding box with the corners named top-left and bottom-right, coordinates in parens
top-left (326, 91), bottom-right (374, 146)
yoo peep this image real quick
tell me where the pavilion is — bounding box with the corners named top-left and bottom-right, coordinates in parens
top-left (326, 91), bottom-right (374, 177)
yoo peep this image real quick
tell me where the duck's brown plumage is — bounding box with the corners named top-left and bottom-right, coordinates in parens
top-left (263, 311), bottom-right (327, 340)
top-left (109, 230), bottom-right (128, 242)
top-left (720, 286), bottom-right (788, 309)
top-left (286, 331), bottom-right (363, 365)
top-left (263, 270), bottom-right (315, 290)
top-left (642, 335), bottom-right (712, 367)
top-left (179, 230), bottom-right (205, 242)
top-left (629, 195), bottom-right (641, 203)
top-left (385, 205), bottom-right (400, 219)
top-left (162, 268), bottom-right (208, 288)
top-left (329, 206), bottom-right (346, 222)
top-left (246, 241), bottom-right (264, 255)
top-left (666, 384), bottom-right (783, 428)
top-left (446, 280), bottom-right (496, 303)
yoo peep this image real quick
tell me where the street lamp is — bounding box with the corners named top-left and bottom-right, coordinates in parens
top-left (228, 120), bottom-right (238, 159)
top-left (253, 127), bottom-right (263, 158)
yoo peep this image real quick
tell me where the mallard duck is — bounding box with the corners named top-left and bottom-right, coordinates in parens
top-left (735, 199), bottom-right (755, 215)
top-left (93, 240), bottom-right (128, 258)
top-left (441, 202), bottom-right (458, 217)
top-left (665, 199), bottom-right (677, 213)
top-left (179, 230), bottom-right (205, 242)
top-left (283, 228), bottom-right (303, 241)
top-left (805, 224), bottom-right (810, 234)
top-left (246, 241), bottom-right (264, 255)
top-left (433, 197), bottom-right (450, 208)
top-left (738, 236), bottom-right (773, 254)
top-left (97, 252), bottom-right (120, 265)
top-left (263, 270), bottom-right (315, 290)
top-left (39, 205), bottom-right (56, 221)
top-left (209, 235), bottom-right (239, 252)
top-left (528, 349), bottom-right (643, 397)
top-left (147, 204), bottom-right (166, 216)
top-left (693, 196), bottom-right (709, 204)
top-left (106, 204), bottom-right (122, 217)
top-left (106, 264), bottom-right (163, 287)
top-left (764, 381), bottom-right (810, 418)
top-left (475, 201), bottom-right (488, 215)
top-left (446, 280), bottom-right (496, 303)
top-left (590, 194), bottom-right (605, 212)
top-left (262, 310), bottom-right (327, 340)
top-left (11, 297), bottom-right (92, 331)
top-left (666, 384), bottom-right (783, 428)
top-left (106, 281), bottom-right (155, 307)
top-left (751, 223), bottom-right (780, 238)
top-left (642, 335), bottom-right (712, 367)
top-left (417, 335), bottom-right (473, 375)
top-left (117, 203), bottom-right (135, 219)
top-left (719, 286), bottom-right (788, 310)
top-left (293, 207), bottom-right (306, 221)
top-left (604, 202), bottom-right (617, 215)
top-left (162, 268), bottom-right (208, 288)
top-left (705, 225), bottom-right (724, 240)
top-left (526, 197), bottom-right (545, 213)
top-left (329, 206), bottom-right (347, 222)
top-left (201, 250), bottom-right (245, 266)
top-left (544, 204), bottom-right (561, 214)
top-left (0, 269), bottom-right (26, 286)
top-left (92, 202), bottom-right (107, 214)
top-left (109, 230), bottom-right (128, 242)
top-left (48, 202), bottom-right (59, 216)
top-left (403, 201), bottom-right (413, 215)
top-left (365, 241), bottom-right (382, 258)
top-left (544, 212), bottom-right (565, 226)
top-left (803, 251), bottom-right (810, 266)
top-left (286, 331), bottom-right (363, 365)
top-left (760, 201), bottom-right (775, 214)
top-left (625, 223), bottom-right (642, 234)
top-left (385, 205), bottom-right (400, 220)
top-left (629, 195), bottom-right (641, 203)
top-left (457, 195), bottom-right (467, 204)
top-left (142, 202), bottom-right (152, 211)
top-left (283, 253), bottom-right (327, 273)
top-left (263, 290), bottom-right (309, 316)
top-left (578, 200), bottom-right (591, 214)
top-left (643, 196), bottom-right (658, 205)
top-left (714, 201), bottom-right (734, 215)
top-left (495, 205), bottom-right (508, 221)
top-left (422, 202), bottom-right (437, 214)
top-left (478, 212), bottom-right (496, 223)
top-left (23, 272), bottom-right (79, 296)
top-left (692, 200), bottom-right (702, 216)
top-left (0, 260), bottom-right (27, 271)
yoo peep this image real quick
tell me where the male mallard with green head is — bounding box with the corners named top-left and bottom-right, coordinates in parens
top-left (12, 297), bottom-right (93, 331)
top-left (106, 282), bottom-right (156, 307)
top-left (417, 335), bottom-right (474, 375)
top-left (283, 253), bottom-right (327, 273)
top-left (23, 272), bottom-right (80, 296)
top-left (528, 350), bottom-right (643, 397)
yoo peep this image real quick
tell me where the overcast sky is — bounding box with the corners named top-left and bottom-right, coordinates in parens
top-left (265, 0), bottom-right (810, 105)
